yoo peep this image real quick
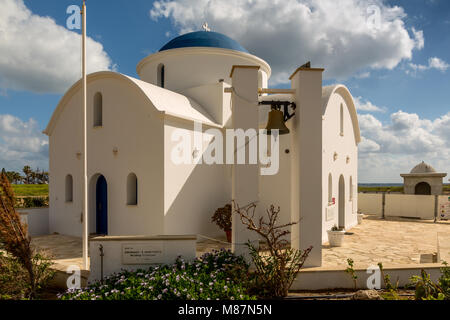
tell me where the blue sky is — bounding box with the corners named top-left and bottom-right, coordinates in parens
top-left (0, 0), bottom-right (449, 182)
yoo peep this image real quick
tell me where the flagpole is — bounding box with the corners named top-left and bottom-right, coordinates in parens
top-left (81, 0), bottom-right (89, 270)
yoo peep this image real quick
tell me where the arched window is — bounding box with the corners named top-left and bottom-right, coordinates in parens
top-left (328, 173), bottom-right (333, 204)
top-left (157, 64), bottom-right (165, 88)
top-left (94, 92), bottom-right (103, 127)
top-left (65, 174), bottom-right (73, 202)
top-left (127, 173), bottom-right (138, 205)
top-left (349, 176), bottom-right (353, 200)
top-left (340, 104), bottom-right (344, 136)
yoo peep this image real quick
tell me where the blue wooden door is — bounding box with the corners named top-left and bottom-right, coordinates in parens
top-left (96, 175), bottom-right (108, 235)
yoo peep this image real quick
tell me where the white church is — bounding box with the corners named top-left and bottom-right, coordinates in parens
top-left (44, 29), bottom-right (361, 266)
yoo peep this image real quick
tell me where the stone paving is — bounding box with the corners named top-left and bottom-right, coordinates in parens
top-left (31, 215), bottom-right (450, 272)
top-left (321, 216), bottom-right (450, 268)
top-left (31, 234), bottom-right (85, 270)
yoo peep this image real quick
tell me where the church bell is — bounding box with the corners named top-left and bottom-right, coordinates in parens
top-left (265, 109), bottom-right (290, 135)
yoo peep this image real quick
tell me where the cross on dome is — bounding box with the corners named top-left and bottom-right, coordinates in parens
top-left (202, 22), bottom-right (211, 32)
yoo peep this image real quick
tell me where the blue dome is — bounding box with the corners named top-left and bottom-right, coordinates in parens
top-left (159, 31), bottom-right (249, 53)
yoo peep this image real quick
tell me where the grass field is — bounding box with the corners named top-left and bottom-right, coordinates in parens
top-left (359, 185), bottom-right (450, 194)
top-left (12, 184), bottom-right (49, 197)
top-left (358, 186), bottom-right (404, 193)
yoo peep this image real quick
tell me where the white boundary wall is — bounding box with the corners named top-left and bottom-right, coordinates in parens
top-left (358, 193), bottom-right (437, 220)
top-left (18, 208), bottom-right (49, 237)
top-left (357, 193), bottom-right (383, 216)
top-left (385, 194), bottom-right (435, 219)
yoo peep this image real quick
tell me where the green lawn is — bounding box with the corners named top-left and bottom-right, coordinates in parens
top-left (359, 185), bottom-right (450, 194)
top-left (12, 184), bottom-right (49, 197)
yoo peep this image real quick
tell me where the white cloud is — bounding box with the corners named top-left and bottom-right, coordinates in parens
top-left (0, 0), bottom-right (114, 94)
top-left (358, 108), bottom-right (450, 182)
top-left (359, 137), bottom-right (381, 153)
top-left (354, 96), bottom-right (386, 113)
top-left (354, 72), bottom-right (371, 79)
top-left (0, 114), bottom-right (48, 171)
top-left (150, 0), bottom-right (424, 84)
top-left (407, 57), bottom-right (449, 75)
top-left (411, 27), bottom-right (424, 50)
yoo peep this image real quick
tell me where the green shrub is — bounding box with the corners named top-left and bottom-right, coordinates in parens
top-left (0, 252), bottom-right (28, 299)
top-left (345, 258), bottom-right (358, 291)
top-left (410, 262), bottom-right (450, 300)
top-left (0, 252), bottom-right (54, 300)
top-left (15, 196), bottom-right (49, 208)
top-left (59, 249), bottom-right (255, 300)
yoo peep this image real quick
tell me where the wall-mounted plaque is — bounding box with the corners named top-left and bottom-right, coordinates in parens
top-left (122, 243), bottom-right (164, 265)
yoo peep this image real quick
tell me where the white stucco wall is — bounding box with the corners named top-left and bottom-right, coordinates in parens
top-left (48, 75), bottom-right (164, 237)
top-left (181, 82), bottom-right (232, 127)
top-left (259, 134), bottom-right (291, 233)
top-left (322, 91), bottom-right (359, 242)
top-left (163, 118), bottom-right (231, 238)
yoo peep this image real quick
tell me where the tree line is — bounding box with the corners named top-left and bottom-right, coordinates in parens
top-left (1, 166), bottom-right (49, 185)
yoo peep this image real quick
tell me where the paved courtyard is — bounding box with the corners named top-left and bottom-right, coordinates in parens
top-left (321, 216), bottom-right (449, 268)
top-left (31, 215), bottom-right (450, 272)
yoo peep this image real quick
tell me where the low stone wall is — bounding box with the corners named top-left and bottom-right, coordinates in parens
top-left (89, 235), bottom-right (197, 283)
top-left (292, 263), bottom-right (444, 290)
top-left (18, 208), bottom-right (49, 237)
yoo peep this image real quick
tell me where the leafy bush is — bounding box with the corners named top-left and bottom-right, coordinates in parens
top-left (410, 262), bottom-right (450, 300)
top-left (0, 252), bottom-right (28, 299)
top-left (234, 203), bottom-right (311, 298)
top-left (378, 262), bottom-right (401, 300)
top-left (0, 251), bottom-right (54, 300)
top-left (0, 171), bottom-right (54, 299)
top-left (439, 262), bottom-right (450, 297)
top-left (345, 258), bottom-right (358, 290)
top-left (211, 204), bottom-right (232, 231)
top-left (16, 196), bottom-right (49, 208)
top-left (59, 249), bottom-right (255, 300)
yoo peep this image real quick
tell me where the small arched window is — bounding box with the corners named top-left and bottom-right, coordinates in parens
top-left (340, 104), bottom-right (344, 136)
top-left (65, 174), bottom-right (73, 202)
top-left (349, 176), bottom-right (353, 200)
top-left (328, 173), bottom-right (333, 204)
top-left (94, 92), bottom-right (103, 127)
top-left (157, 64), bottom-right (165, 88)
top-left (127, 173), bottom-right (138, 205)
